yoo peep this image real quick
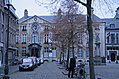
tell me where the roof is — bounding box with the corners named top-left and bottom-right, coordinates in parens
top-left (18, 14), bottom-right (104, 24)
top-left (18, 15), bottom-right (56, 24)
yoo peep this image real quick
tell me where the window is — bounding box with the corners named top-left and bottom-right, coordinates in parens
top-left (110, 24), bottom-right (115, 28)
top-left (16, 26), bottom-right (19, 31)
top-left (22, 34), bottom-right (27, 44)
top-left (44, 34), bottom-right (49, 44)
top-left (78, 48), bottom-right (83, 58)
top-left (16, 34), bottom-right (19, 44)
top-left (15, 47), bottom-right (19, 56)
top-left (22, 26), bottom-right (27, 31)
top-left (111, 34), bottom-right (115, 43)
top-left (86, 48), bottom-right (89, 57)
top-left (43, 47), bottom-right (49, 57)
top-left (22, 47), bottom-right (26, 56)
top-left (0, 25), bottom-right (4, 42)
top-left (116, 33), bottom-right (119, 43)
top-left (107, 36), bottom-right (109, 43)
top-left (45, 26), bottom-right (49, 30)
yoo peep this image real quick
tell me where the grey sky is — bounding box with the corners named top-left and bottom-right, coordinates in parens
top-left (12, 0), bottom-right (50, 18)
top-left (12, 0), bottom-right (119, 19)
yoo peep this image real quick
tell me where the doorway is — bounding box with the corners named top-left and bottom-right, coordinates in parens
top-left (111, 53), bottom-right (115, 61)
top-left (31, 48), bottom-right (38, 57)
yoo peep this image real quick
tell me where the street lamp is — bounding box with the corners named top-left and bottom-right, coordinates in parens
top-left (3, 3), bottom-right (12, 79)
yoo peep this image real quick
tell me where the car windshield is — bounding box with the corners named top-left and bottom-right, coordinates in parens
top-left (23, 58), bottom-right (32, 63)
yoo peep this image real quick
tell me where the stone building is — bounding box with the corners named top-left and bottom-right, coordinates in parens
top-left (102, 7), bottom-right (119, 63)
top-left (16, 9), bottom-right (57, 60)
top-left (16, 9), bottom-right (106, 63)
top-left (0, 0), bottom-right (18, 66)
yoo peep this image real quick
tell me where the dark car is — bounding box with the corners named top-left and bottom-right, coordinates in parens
top-left (12, 59), bottom-right (19, 65)
top-left (19, 58), bottom-right (35, 71)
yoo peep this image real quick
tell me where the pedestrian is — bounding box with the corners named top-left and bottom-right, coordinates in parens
top-left (68, 56), bottom-right (77, 78)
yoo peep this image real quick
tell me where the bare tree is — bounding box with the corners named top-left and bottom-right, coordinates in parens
top-left (49, 0), bottom-right (87, 69)
top-left (35, 0), bottom-right (119, 79)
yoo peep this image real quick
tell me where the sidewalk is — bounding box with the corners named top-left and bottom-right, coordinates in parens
top-left (0, 65), bottom-right (19, 78)
top-left (56, 62), bottom-right (77, 79)
top-left (57, 62), bottom-right (119, 79)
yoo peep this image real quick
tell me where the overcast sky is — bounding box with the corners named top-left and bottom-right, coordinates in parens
top-left (12, 0), bottom-right (51, 18)
top-left (12, 0), bottom-right (119, 19)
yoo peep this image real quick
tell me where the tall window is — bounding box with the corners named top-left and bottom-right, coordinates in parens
top-left (22, 47), bottom-right (26, 56)
top-left (15, 47), bottom-right (19, 56)
top-left (107, 36), bottom-right (110, 43)
top-left (22, 26), bottom-right (27, 31)
top-left (78, 47), bottom-right (83, 58)
top-left (16, 26), bottom-right (19, 31)
top-left (43, 47), bottom-right (49, 57)
top-left (86, 48), bottom-right (89, 57)
top-left (111, 34), bottom-right (115, 43)
top-left (44, 34), bottom-right (49, 43)
top-left (16, 34), bottom-right (19, 43)
top-left (116, 33), bottom-right (119, 43)
top-left (22, 34), bottom-right (27, 44)
top-left (0, 25), bottom-right (4, 42)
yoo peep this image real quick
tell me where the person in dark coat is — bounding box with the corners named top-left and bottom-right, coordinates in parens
top-left (68, 57), bottom-right (77, 78)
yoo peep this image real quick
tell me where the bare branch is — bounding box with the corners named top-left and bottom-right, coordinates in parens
top-left (74, 0), bottom-right (87, 7)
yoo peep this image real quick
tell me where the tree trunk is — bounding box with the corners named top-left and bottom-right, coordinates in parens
top-left (87, 0), bottom-right (95, 79)
top-left (66, 42), bottom-right (70, 70)
top-left (59, 52), bottom-right (62, 64)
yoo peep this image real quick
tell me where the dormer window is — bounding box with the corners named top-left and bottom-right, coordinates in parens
top-left (110, 24), bottom-right (115, 28)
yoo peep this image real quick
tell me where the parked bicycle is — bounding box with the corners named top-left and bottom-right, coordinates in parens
top-left (75, 63), bottom-right (87, 79)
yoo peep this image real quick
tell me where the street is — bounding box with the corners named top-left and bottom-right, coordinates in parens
top-left (3, 61), bottom-right (119, 79)
top-left (9, 61), bottom-right (69, 79)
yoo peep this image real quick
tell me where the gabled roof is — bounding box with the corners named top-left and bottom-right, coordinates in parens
top-left (18, 16), bottom-right (32, 23)
top-left (18, 15), bottom-right (56, 24)
top-left (18, 14), bottom-right (104, 24)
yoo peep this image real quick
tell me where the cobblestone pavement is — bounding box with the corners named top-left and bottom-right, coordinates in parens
top-left (85, 62), bottom-right (119, 79)
top-left (9, 61), bottom-right (71, 79)
top-left (5, 61), bottom-right (119, 79)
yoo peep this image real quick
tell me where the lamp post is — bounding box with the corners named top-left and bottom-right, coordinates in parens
top-left (3, 3), bottom-right (12, 79)
top-left (33, 35), bottom-right (36, 56)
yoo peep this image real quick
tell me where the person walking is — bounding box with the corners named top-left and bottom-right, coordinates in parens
top-left (68, 56), bottom-right (77, 78)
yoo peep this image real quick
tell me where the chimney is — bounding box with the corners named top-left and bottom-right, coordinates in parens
top-left (24, 9), bottom-right (28, 17)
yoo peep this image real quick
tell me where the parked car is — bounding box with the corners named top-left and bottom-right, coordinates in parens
top-left (40, 57), bottom-right (44, 64)
top-left (37, 58), bottom-right (41, 66)
top-left (19, 58), bottom-right (35, 71)
top-left (12, 59), bottom-right (19, 65)
top-left (28, 57), bottom-right (38, 68)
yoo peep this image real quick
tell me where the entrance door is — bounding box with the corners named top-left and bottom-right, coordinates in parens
top-left (111, 53), bottom-right (115, 61)
top-left (31, 48), bottom-right (38, 57)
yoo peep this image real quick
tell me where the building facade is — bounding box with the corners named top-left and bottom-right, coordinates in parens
top-left (16, 9), bottom-right (57, 60)
top-left (103, 7), bottom-right (119, 63)
top-left (16, 9), bottom-right (106, 63)
top-left (0, 0), bottom-right (18, 66)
